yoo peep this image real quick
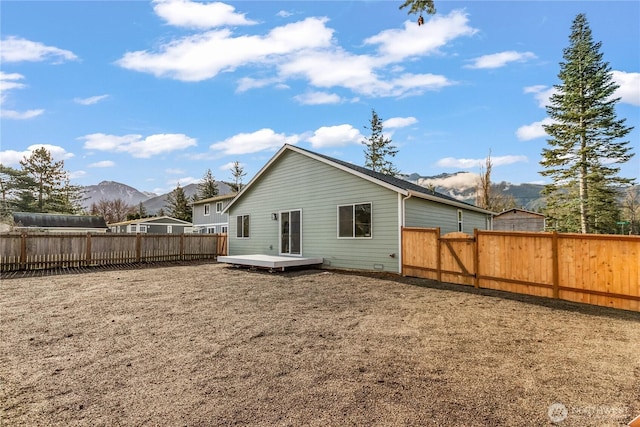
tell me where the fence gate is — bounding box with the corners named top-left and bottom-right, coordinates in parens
top-left (439, 232), bottom-right (476, 286)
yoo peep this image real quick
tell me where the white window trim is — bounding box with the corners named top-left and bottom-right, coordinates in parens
top-left (236, 214), bottom-right (250, 239)
top-left (215, 202), bottom-right (223, 213)
top-left (457, 210), bottom-right (464, 232)
top-left (337, 202), bottom-right (373, 239)
top-left (204, 204), bottom-right (211, 216)
top-left (279, 209), bottom-right (303, 256)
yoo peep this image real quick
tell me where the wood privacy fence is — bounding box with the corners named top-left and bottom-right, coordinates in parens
top-left (0, 233), bottom-right (227, 272)
top-left (402, 227), bottom-right (640, 312)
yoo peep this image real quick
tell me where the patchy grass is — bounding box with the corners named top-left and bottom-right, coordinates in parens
top-left (1, 263), bottom-right (639, 426)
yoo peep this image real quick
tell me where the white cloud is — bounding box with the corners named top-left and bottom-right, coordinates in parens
top-left (117, 17), bottom-right (333, 82)
top-left (209, 128), bottom-right (299, 155)
top-left (152, 0), bottom-right (256, 29)
top-left (74, 95), bottom-right (109, 105)
top-left (516, 117), bottom-right (554, 141)
top-left (294, 91), bottom-right (342, 105)
top-left (306, 124), bottom-right (363, 148)
top-left (80, 133), bottom-right (197, 158)
top-left (0, 72), bottom-right (44, 119)
top-left (364, 10), bottom-right (477, 63)
top-left (88, 160), bottom-right (115, 168)
top-left (612, 70), bottom-right (640, 106)
top-left (1, 109), bottom-right (44, 120)
top-left (219, 161), bottom-right (241, 171)
top-left (466, 51), bottom-right (536, 69)
top-left (418, 172), bottom-right (479, 190)
top-left (68, 170), bottom-right (86, 179)
top-left (436, 155), bottom-right (527, 169)
top-left (383, 116), bottom-right (418, 129)
top-left (0, 144), bottom-right (74, 166)
top-left (524, 85), bottom-right (556, 108)
top-left (0, 36), bottom-right (78, 63)
top-left (277, 10), bottom-right (293, 18)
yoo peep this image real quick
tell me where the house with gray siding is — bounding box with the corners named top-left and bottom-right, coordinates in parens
top-left (222, 145), bottom-right (494, 274)
top-left (109, 216), bottom-right (192, 234)
top-left (191, 193), bottom-right (236, 234)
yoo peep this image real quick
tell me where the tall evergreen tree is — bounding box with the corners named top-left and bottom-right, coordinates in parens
top-left (0, 164), bottom-right (36, 216)
top-left (540, 13), bottom-right (634, 234)
top-left (229, 161), bottom-right (246, 193)
top-left (362, 109), bottom-right (399, 176)
top-left (195, 168), bottom-right (219, 201)
top-left (165, 183), bottom-right (192, 222)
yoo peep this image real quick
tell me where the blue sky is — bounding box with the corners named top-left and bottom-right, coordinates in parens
top-left (1, 0), bottom-right (639, 195)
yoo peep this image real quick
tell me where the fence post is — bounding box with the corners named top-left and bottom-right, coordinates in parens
top-left (180, 234), bottom-right (185, 260)
top-left (86, 233), bottom-right (92, 266)
top-left (20, 233), bottom-right (27, 270)
top-left (473, 228), bottom-right (480, 288)
top-left (436, 227), bottom-right (442, 283)
top-left (136, 233), bottom-right (141, 263)
top-left (552, 231), bottom-right (559, 299)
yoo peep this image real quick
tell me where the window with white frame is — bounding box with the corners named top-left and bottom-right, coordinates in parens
top-left (139, 225), bottom-right (147, 233)
top-left (207, 227), bottom-right (216, 234)
top-left (204, 204), bottom-right (210, 216)
top-left (236, 215), bottom-right (250, 238)
top-left (221, 225), bottom-right (228, 233)
top-left (130, 224), bottom-right (137, 233)
top-left (216, 202), bottom-right (223, 213)
top-left (457, 210), bottom-right (464, 232)
top-left (338, 203), bottom-right (372, 238)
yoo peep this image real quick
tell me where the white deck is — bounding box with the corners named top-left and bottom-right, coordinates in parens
top-left (217, 254), bottom-right (324, 270)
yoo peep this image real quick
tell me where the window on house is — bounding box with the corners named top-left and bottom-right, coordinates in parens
top-left (457, 210), bottom-right (464, 232)
top-left (139, 225), bottom-right (147, 233)
top-left (204, 204), bottom-right (210, 216)
top-left (216, 202), bottom-right (223, 213)
top-left (338, 203), bottom-right (372, 238)
top-left (167, 225), bottom-right (173, 233)
top-left (207, 227), bottom-right (216, 234)
top-left (221, 226), bottom-right (228, 234)
top-left (131, 224), bottom-right (137, 233)
top-left (236, 215), bottom-right (250, 238)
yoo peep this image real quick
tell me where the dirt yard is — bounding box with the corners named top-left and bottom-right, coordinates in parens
top-left (1, 262), bottom-right (638, 426)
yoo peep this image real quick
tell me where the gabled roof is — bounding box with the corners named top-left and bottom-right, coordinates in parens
top-left (225, 144), bottom-right (494, 215)
top-left (494, 208), bottom-right (545, 218)
top-left (13, 212), bottom-right (108, 229)
top-left (108, 216), bottom-right (192, 227)
top-left (190, 192), bottom-right (237, 206)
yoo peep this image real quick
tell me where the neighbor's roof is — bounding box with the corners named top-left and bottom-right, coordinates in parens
top-left (13, 212), bottom-right (108, 229)
top-left (190, 192), bottom-right (237, 206)
top-left (225, 144), bottom-right (494, 215)
top-left (494, 208), bottom-right (545, 217)
top-left (108, 216), bottom-right (192, 227)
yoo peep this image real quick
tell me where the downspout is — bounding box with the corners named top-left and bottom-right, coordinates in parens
top-left (399, 192), bottom-right (412, 275)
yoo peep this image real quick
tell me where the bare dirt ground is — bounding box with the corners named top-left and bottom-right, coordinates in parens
top-left (1, 262), bottom-right (639, 427)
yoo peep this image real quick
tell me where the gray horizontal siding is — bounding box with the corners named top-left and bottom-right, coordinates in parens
top-left (228, 150), bottom-right (401, 272)
top-left (405, 197), bottom-right (490, 234)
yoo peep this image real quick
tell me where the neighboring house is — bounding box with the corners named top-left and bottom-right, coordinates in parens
top-left (223, 144), bottom-right (494, 273)
top-left (109, 216), bottom-right (192, 234)
top-left (493, 208), bottom-right (546, 232)
top-left (11, 212), bottom-right (109, 233)
top-left (191, 193), bottom-right (236, 234)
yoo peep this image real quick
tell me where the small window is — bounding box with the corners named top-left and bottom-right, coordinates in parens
top-left (338, 203), bottom-right (372, 238)
top-left (236, 215), bottom-right (250, 238)
top-left (207, 227), bottom-right (216, 234)
top-left (139, 225), bottom-right (147, 233)
top-left (131, 224), bottom-right (137, 233)
top-left (221, 226), bottom-right (228, 233)
top-left (216, 202), bottom-right (223, 213)
top-left (457, 210), bottom-right (463, 232)
top-left (204, 204), bottom-right (210, 216)
top-left (167, 225), bottom-right (173, 234)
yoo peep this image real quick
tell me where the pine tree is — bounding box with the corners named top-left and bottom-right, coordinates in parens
top-left (165, 183), bottom-right (192, 222)
top-left (540, 13), bottom-right (635, 234)
top-left (229, 161), bottom-right (246, 193)
top-left (18, 147), bottom-right (84, 213)
top-left (195, 168), bottom-right (218, 201)
top-left (362, 109), bottom-right (399, 176)
top-left (0, 164), bottom-right (36, 216)
top-left (399, 0), bottom-right (436, 17)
